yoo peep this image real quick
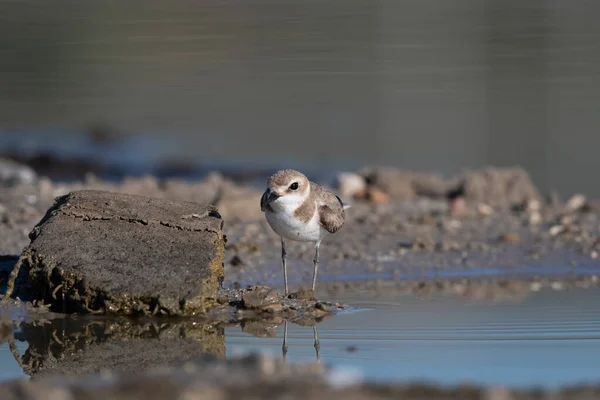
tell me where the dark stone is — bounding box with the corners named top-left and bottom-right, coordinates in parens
top-left (229, 254), bottom-right (244, 267)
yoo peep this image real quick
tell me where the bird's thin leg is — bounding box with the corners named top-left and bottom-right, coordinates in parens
top-left (311, 241), bottom-right (320, 292)
top-left (281, 237), bottom-right (288, 295)
top-left (313, 326), bottom-right (320, 362)
top-left (282, 321), bottom-right (288, 362)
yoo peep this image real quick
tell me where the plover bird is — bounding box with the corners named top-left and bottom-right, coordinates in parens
top-left (260, 169), bottom-right (350, 294)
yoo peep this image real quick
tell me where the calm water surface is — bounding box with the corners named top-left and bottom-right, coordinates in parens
top-left (1, 287), bottom-right (599, 388)
top-left (1, 0), bottom-right (600, 195)
top-left (228, 288), bottom-right (600, 388)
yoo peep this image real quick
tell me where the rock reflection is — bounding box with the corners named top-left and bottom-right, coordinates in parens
top-left (10, 317), bottom-right (225, 378)
top-left (5, 314), bottom-right (328, 379)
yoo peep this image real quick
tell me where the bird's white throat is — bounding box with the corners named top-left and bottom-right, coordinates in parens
top-left (268, 190), bottom-right (309, 214)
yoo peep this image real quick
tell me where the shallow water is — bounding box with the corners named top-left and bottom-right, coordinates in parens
top-left (1, 286), bottom-right (599, 388)
top-left (227, 288), bottom-right (600, 388)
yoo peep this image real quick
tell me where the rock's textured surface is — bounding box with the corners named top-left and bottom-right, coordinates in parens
top-left (19, 190), bottom-right (224, 316)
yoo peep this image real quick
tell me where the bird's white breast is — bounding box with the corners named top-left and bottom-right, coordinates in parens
top-left (265, 206), bottom-right (326, 243)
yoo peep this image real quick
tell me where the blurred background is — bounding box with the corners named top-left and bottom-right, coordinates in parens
top-left (1, 0), bottom-right (599, 196)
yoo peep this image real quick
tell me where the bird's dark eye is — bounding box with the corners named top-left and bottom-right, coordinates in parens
top-left (289, 182), bottom-right (299, 190)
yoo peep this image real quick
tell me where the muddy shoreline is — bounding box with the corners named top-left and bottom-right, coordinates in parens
top-left (1, 162), bottom-right (600, 397)
top-left (2, 163), bottom-right (600, 322)
top-left (2, 165), bottom-right (599, 292)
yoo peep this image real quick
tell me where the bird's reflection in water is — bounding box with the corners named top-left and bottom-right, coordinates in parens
top-left (282, 321), bottom-right (320, 363)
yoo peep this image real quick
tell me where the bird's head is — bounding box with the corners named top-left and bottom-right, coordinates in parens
top-left (263, 169), bottom-right (310, 212)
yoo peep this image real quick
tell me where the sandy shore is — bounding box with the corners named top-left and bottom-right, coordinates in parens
top-left (1, 163), bottom-right (600, 398)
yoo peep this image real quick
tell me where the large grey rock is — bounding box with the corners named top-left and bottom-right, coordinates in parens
top-left (359, 166), bottom-right (450, 200)
top-left (358, 166), bottom-right (542, 209)
top-left (19, 190), bottom-right (224, 316)
top-left (458, 166), bottom-right (542, 208)
top-left (359, 166), bottom-right (417, 200)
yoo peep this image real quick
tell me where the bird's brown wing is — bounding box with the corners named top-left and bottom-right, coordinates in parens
top-left (318, 204), bottom-right (345, 234)
top-left (312, 183), bottom-right (345, 234)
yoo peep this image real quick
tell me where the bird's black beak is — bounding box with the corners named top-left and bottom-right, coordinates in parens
top-left (266, 189), bottom-right (280, 204)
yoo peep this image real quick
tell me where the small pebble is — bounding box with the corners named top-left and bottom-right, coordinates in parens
top-left (315, 302), bottom-right (336, 312)
top-left (566, 194), bottom-right (587, 212)
top-left (337, 172), bottom-right (367, 199)
top-left (477, 203), bottom-right (494, 216)
top-left (263, 303), bottom-right (283, 313)
top-left (229, 255), bottom-right (244, 267)
top-left (549, 225), bottom-right (565, 236)
top-left (242, 286), bottom-right (279, 308)
top-left (24, 194), bottom-right (37, 205)
top-left (530, 282), bottom-right (542, 292)
top-left (449, 196), bottom-right (468, 217)
top-left (499, 232), bottom-right (520, 244)
top-left (366, 187), bottom-right (390, 205)
top-left (528, 211), bottom-right (542, 225)
top-left (290, 288), bottom-right (316, 301)
top-left (526, 199), bottom-right (541, 212)
top-left (485, 387), bottom-right (514, 400)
